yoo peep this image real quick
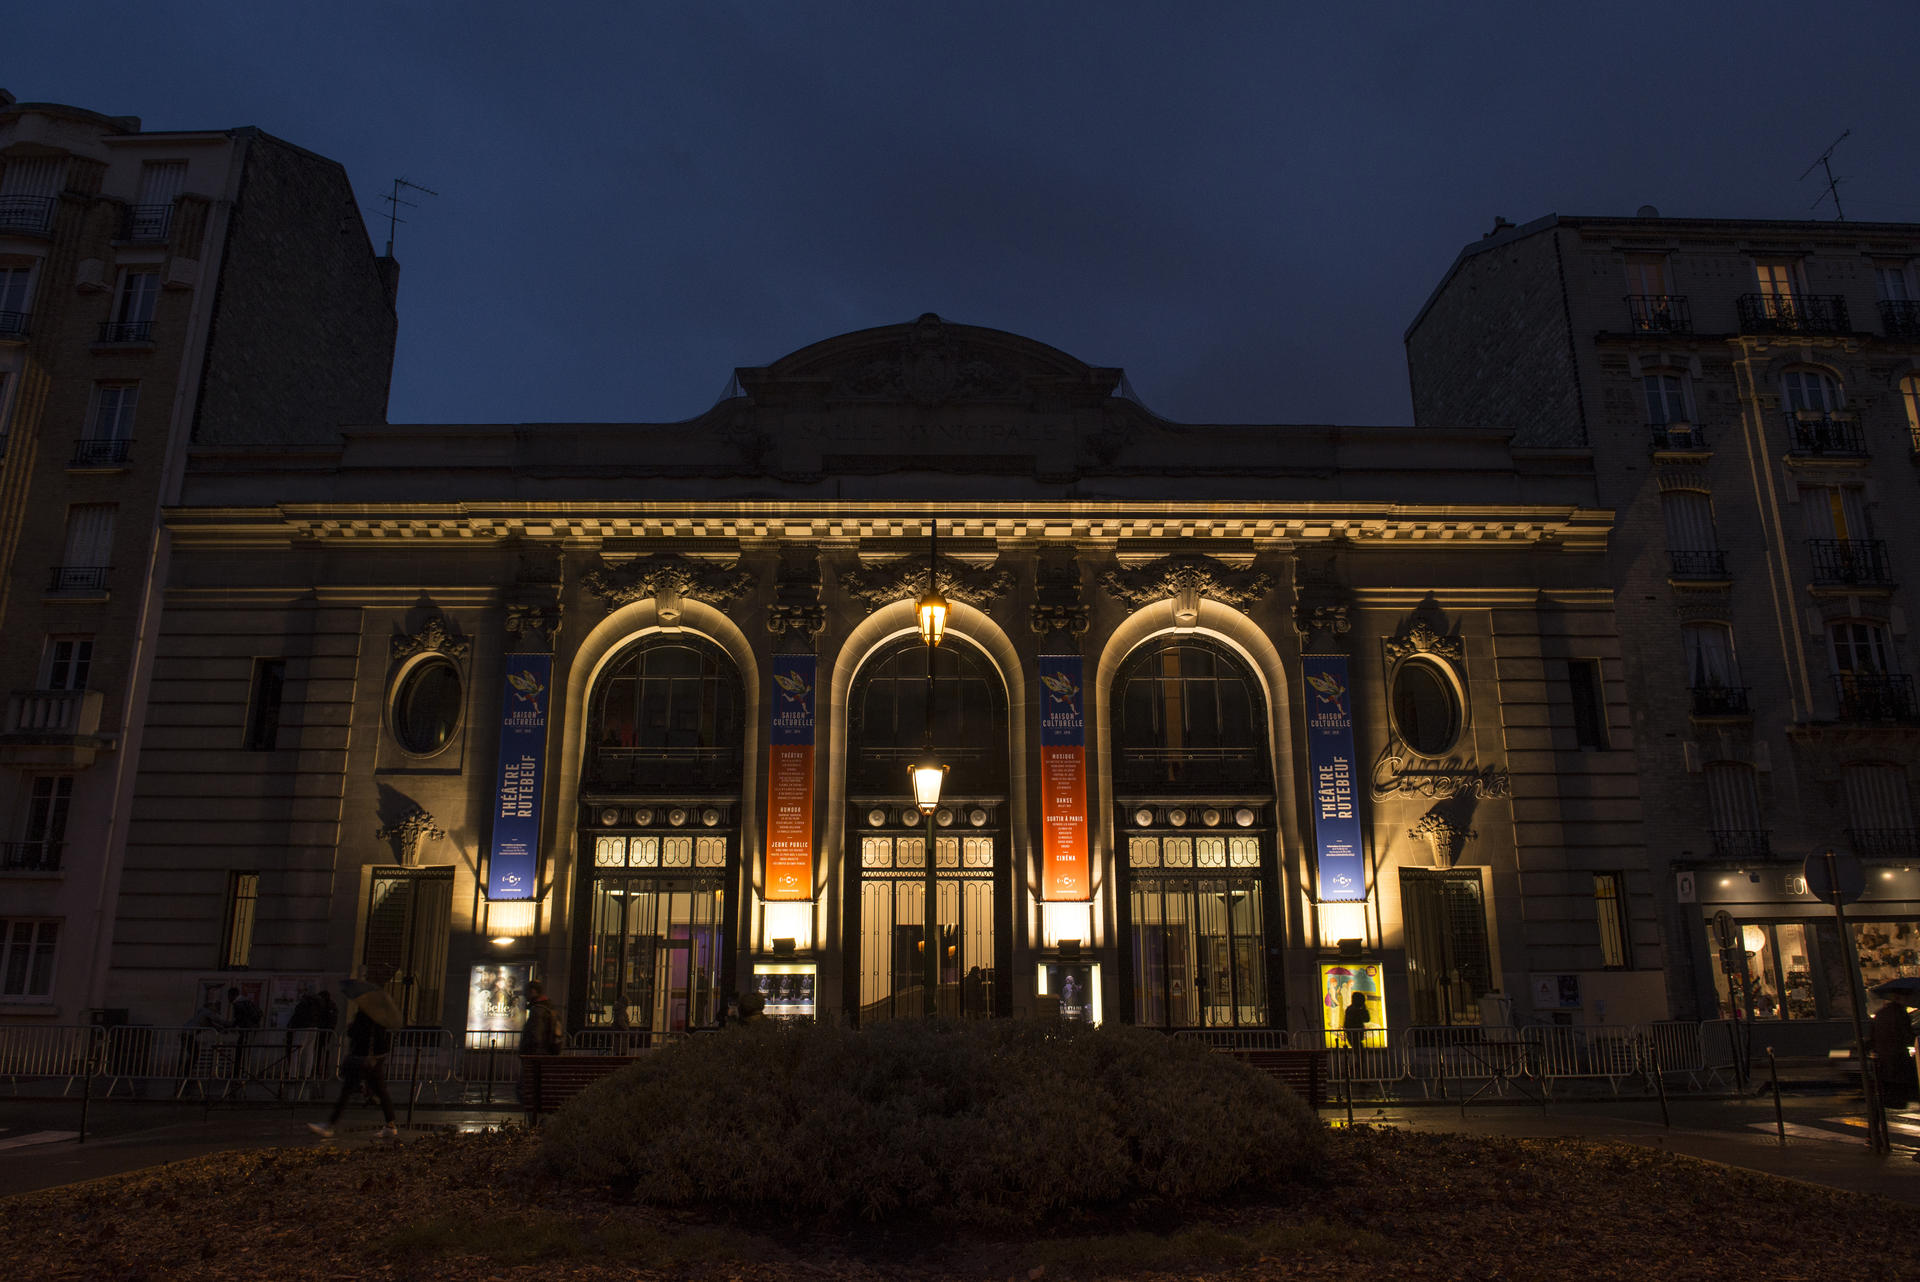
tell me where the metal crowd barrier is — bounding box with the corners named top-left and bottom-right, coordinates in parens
top-left (1169, 1028), bottom-right (1293, 1052)
top-left (0, 1024), bottom-right (96, 1095)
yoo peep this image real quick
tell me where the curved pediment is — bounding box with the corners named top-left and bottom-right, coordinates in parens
top-left (735, 313), bottom-right (1123, 409)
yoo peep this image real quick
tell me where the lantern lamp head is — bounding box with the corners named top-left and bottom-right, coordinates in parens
top-left (910, 760), bottom-right (948, 813)
top-left (916, 589), bottom-right (948, 648)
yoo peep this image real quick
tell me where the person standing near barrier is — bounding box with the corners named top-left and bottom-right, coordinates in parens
top-left (1344, 992), bottom-right (1372, 1049)
top-left (520, 981), bottom-right (563, 1056)
top-left (308, 979), bottom-right (401, 1140)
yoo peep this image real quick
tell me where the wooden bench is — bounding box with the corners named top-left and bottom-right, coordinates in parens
top-left (1228, 1049), bottom-right (1329, 1108)
top-left (518, 1055), bottom-right (642, 1120)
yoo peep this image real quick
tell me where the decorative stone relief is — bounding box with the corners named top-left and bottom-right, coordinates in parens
top-left (391, 614), bottom-right (470, 661)
top-left (1409, 810), bottom-right (1476, 869)
top-left (840, 554), bottom-right (1014, 612)
top-left (1371, 750), bottom-right (1510, 802)
top-left (1383, 620), bottom-right (1463, 663)
top-left (1029, 559), bottom-right (1089, 639)
top-left (1292, 602), bottom-right (1352, 652)
top-left (582, 553), bottom-right (755, 612)
top-left (833, 314), bottom-right (1024, 405)
top-left (768, 548), bottom-right (827, 649)
top-left (377, 807), bottom-right (445, 865)
top-left (504, 604), bottom-right (562, 651)
top-left (1097, 554), bottom-right (1274, 623)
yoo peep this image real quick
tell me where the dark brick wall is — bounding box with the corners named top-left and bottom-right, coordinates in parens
top-left (1406, 228), bottom-right (1585, 446)
top-left (193, 131), bottom-right (396, 444)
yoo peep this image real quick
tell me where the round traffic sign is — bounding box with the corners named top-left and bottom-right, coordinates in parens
top-left (1804, 848), bottom-right (1865, 906)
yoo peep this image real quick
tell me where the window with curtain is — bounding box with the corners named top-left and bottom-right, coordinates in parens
top-left (1660, 490), bottom-right (1717, 552)
top-left (1843, 763), bottom-right (1916, 842)
top-left (1799, 485), bottom-right (1869, 542)
top-left (1705, 762), bottom-right (1766, 857)
top-left (1828, 621), bottom-right (1896, 675)
top-left (1593, 873), bottom-right (1631, 969)
top-left (1781, 368), bottom-right (1842, 413)
top-left (1642, 372), bottom-right (1691, 424)
top-left (1683, 624), bottom-right (1740, 689)
top-left (1899, 374), bottom-right (1920, 449)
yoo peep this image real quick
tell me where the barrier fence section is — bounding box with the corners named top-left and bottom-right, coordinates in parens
top-left (0, 1024), bottom-right (96, 1095)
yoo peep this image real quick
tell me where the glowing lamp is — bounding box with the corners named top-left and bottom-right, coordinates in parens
top-left (917, 588), bottom-right (949, 648)
top-left (1742, 924), bottom-right (1768, 954)
top-left (910, 760), bottom-right (948, 814)
top-left (490, 935), bottom-right (516, 947)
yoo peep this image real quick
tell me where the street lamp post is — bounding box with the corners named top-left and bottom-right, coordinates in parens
top-left (914, 520), bottom-right (949, 1017)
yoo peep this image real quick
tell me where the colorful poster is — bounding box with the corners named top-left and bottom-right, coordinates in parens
top-left (1320, 962), bottom-right (1386, 1048)
top-left (1303, 655), bottom-right (1366, 901)
top-left (1037, 653), bottom-right (1089, 900)
top-left (1047, 962), bottom-right (1095, 1024)
top-left (468, 962), bottom-right (532, 1034)
top-left (765, 653), bottom-right (816, 900)
top-left (752, 962), bottom-right (817, 1021)
top-left (486, 652), bottom-right (553, 900)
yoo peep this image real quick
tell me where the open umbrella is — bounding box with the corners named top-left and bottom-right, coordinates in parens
top-left (338, 978), bottom-right (405, 1028)
top-left (1871, 976), bottom-right (1920, 1005)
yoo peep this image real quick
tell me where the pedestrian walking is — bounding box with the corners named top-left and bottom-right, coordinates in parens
top-left (520, 981), bottom-right (563, 1055)
top-left (1343, 991), bottom-right (1372, 1049)
top-left (308, 979), bottom-right (402, 1140)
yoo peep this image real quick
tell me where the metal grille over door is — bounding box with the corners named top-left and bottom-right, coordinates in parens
top-left (363, 866), bottom-right (453, 1025)
top-left (1400, 868), bottom-right (1492, 1026)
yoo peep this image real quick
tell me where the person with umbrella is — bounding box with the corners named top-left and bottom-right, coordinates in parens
top-left (1870, 977), bottom-right (1920, 1109)
top-left (308, 978), bottom-right (402, 1139)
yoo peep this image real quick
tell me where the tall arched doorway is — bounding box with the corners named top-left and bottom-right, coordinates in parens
top-left (573, 634), bottom-right (744, 1032)
top-left (1111, 636), bottom-right (1280, 1027)
top-left (843, 637), bottom-right (1011, 1021)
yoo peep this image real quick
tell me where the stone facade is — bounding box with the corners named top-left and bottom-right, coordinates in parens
top-left (1408, 213), bottom-right (1920, 1042)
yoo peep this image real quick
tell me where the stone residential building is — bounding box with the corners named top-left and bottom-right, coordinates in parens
top-left (0, 91), bottom-right (397, 1025)
top-left (102, 314), bottom-right (1659, 1041)
top-left (1407, 211), bottom-right (1920, 1047)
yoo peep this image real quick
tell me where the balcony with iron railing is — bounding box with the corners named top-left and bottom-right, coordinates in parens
top-left (1849, 828), bottom-right (1920, 860)
top-left (1711, 829), bottom-right (1773, 860)
top-left (0, 195), bottom-right (55, 234)
top-left (48, 565), bottom-right (110, 595)
top-left (1785, 412), bottom-right (1866, 457)
top-left (1880, 299), bottom-right (1920, 339)
top-left (582, 746), bottom-right (745, 796)
top-left (1808, 538), bottom-right (1892, 587)
top-left (1626, 294), bottom-right (1692, 333)
top-left (96, 320), bottom-right (153, 344)
top-left (1738, 293), bottom-right (1850, 335)
top-left (71, 437), bottom-right (132, 468)
top-left (1833, 673), bottom-right (1920, 724)
top-left (0, 310), bottom-right (27, 339)
top-left (1, 688), bottom-right (108, 769)
top-left (120, 204), bottom-right (174, 242)
top-left (1668, 549), bottom-right (1728, 580)
top-left (1649, 421), bottom-right (1709, 453)
top-left (0, 841), bottom-right (62, 873)
top-left (1689, 685), bottom-right (1751, 718)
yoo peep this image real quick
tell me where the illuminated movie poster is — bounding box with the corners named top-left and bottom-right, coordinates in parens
top-left (486, 652), bottom-right (554, 900)
top-left (765, 654), bottom-right (816, 901)
top-left (468, 962), bottom-right (532, 1034)
top-left (1037, 653), bottom-right (1089, 900)
top-left (1303, 655), bottom-right (1366, 901)
top-left (1047, 962), bottom-right (1094, 1024)
top-left (1320, 962), bottom-right (1386, 1047)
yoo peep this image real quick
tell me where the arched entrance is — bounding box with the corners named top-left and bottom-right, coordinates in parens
top-left (842, 636), bottom-right (1012, 1021)
top-left (573, 634), bottom-right (744, 1032)
top-left (1110, 636), bottom-right (1280, 1027)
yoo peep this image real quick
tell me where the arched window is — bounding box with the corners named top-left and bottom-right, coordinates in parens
top-left (1781, 368), bottom-right (1842, 413)
top-left (1112, 637), bottom-right (1273, 1029)
top-left (586, 636), bottom-right (743, 792)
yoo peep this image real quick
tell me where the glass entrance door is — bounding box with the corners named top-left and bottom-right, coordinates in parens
top-left (587, 875), bottom-right (723, 1031)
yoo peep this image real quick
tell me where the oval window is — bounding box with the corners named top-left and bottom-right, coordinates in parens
top-left (1390, 660), bottom-right (1460, 757)
top-left (392, 657), bottom-right (462, 755)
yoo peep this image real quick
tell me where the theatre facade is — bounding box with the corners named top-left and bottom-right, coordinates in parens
top-left (102, 317), bottom-right (1657, 1038)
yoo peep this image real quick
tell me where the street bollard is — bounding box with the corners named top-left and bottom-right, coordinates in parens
top-left (406, 1044), bottom-right (421, 1127)
top-left (1768, 1048), bottom-right (1785, 1146)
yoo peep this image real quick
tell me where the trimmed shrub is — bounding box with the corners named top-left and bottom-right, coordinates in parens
top-left (539, 1019), bottom-right (1322, 1228)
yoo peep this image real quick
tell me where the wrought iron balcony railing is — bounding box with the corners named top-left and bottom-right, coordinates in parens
top-left (1849, 828), bottom-right (1920, 860)
top-left (1649, 422), bottom-right (1708, 452)
top-left (48, 565), bottom-right (110, 594)
top-left (1689, 685), bottom-right (1751, 717)
top-left (1786, 413), bottom-right (1865, 457)
top-left (1668, 549), bottom-right (1728, 579)
top-left (1711, 829), bottom-right (1773, 860)
top-left (71, 437), bottom-right (132, 468)
top-left (1833, 673), bottom-right (1920, 724)
top-left (1809, 538), bottom-right (1891, 586)
top-left (0, 310), bottom-right (27, 339)
top-left (1627, 294), bottom-right (1692, 333)
top-left (582, 746), bottom-right (745, 796)
top-left (1738, 293), bottom-right (1850, 335)
top-left (121, 204), bottom-right (174, 242)
top-left (1112, 747), bottom-right (1268, 792)
top-left (1880, 299), bottom-right (1920, 339)
top-left (0, 840), bottom-right (62, 872)
top-left (0, 195), bottom-right (55, 233)
top-left (97, 320), bottom-right (153, 344)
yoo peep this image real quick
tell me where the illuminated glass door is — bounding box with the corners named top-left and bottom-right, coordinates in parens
top-left (587, 875), bottom-right (723, 1031)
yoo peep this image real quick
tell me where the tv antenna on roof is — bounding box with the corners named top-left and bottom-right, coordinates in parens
top-left (380, 177), bottom-right (439, 257)
top-left (1799, 130), bottom-right (1850, 221)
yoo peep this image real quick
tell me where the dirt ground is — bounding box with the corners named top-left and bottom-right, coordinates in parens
top-left (0, 1125), bottom-right (1905, 1280)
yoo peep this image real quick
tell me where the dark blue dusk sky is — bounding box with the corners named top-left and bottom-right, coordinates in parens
top-left (15, 2), bottom-right (1920, 427)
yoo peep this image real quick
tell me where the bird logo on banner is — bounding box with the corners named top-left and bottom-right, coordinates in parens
top-left (506, 669), bottom-right (546, 707)
top-left (1305, 669), bottom-right (1347, 714)
top-left (1040, 669), bottom-right (1081, 714)
top-left (773, 670), bottom-right (813, 705)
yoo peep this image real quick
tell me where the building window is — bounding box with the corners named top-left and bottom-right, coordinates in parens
top-left (1594, 873), bottom-right (1631, 969)
top-left (1781, 368), bottom-right (1842, 414)
top-left (129, 161), bottom-right (185, 240)
top-left (587, 636), bottom-right (744, 792)
top-left (389, 656), bottom-right (463, 756)
top-left (220, 872), bottom-right (260, 969)
top-left (0, 156), bottom-right (64, 232)
top-left (1705, 762), bottom-right (1766, 857)
top-left (55, 503), bottom-right (115, 594)
top-left (1800, 484), bottom-right (1869, 543)
top-left (23, 776), bottom-right (72, 862)
top-left (244, 659), bottom-right (286, 751)
top-left (1753, 259), bottom-right (1802, 310)
top-left (1660, 489), bottom-right (1717, 553)
top-left (0, 371), bottom-right (12, 449)
top-left (1876, 261), bottom-right (1914, 302)
top-left (103, 269), bottom-right (159, 342)
top-left (1112, 637), bottom-right (1266, 790)
top-left (1, 919), bottom-right (58, 999)
top-left (1567, 658), bottom-right (1609, 748)
top-left (1400, 868), bottom-right (1492, 1025)
top-left (1843, 763), bottom-right (1917, 858)
top-left (42, 637), bottom-right (92, 691)
top-left (0, 263), bottom-right (33, 335)
top-left (1899, 374), bottom-right (1920, 451)
top-left (1389, 657), bottom-right (1462, 757)
top-left (89, 382), bottom-right (138, 440)
top-left (1684, 624), bottom-right (1739, 689)
top-left (1642, 372), bottom-right (1692, 425)
top-left (1828, 621), bottom-right (1896, 675)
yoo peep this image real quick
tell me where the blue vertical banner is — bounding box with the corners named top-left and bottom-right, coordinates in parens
top-left (1302, 655), bottom-right (1366, 902)
top-left (486, 652), bottom-right (553, 901)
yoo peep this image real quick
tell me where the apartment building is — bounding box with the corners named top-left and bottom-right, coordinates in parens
top-left (0, 90), bottom-right (395, 1024)
top-left (1407, 211), bottom-right (1920, 1045)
